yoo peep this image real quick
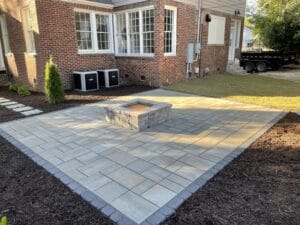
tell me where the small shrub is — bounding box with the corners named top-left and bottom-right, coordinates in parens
top-left (17, 85), bottom-right (31, 96)
top-left (8, 83), bottom-right (18, 92)
top-left (8, 83), bottom-right (31, 97)
top-left (0, 216), bottom-right (7, 225)
top-left (44, 57), bottom-right (65, 104)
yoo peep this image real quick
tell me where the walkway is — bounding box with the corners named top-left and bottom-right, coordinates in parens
top-left (0, 89), bottom-right (284, 225)
top-left (0, 97), bottom-right (43, 116)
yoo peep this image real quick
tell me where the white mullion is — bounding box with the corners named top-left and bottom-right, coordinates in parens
top-left (172, 9), bottom-right (177, 55)
top-left (113, 14), bottom-right (118, 54)
top-left (91, 12), bottom-right (97, 51)
top-left (108, 14), bottom-right (113, 52)
top-left (126, 12), bottom-right (130, 55)
top-left (139, 9), bottom-right (143, 55)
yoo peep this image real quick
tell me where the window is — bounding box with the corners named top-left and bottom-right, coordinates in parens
top-left (96, 15), bottom-right (110, 50)
top-left (75, 10), bottom-right (113, 54)
top-left (21, 7), bottom-right (36, 53)
top-left (116, 14), bottom-right (127, 53)
top-left (128, 11), bottom-right (140, 54)
top-left (0, 15), bottom-right (10, 54)
top-left (143, 9), bottom-right (154, 54)
top-left (208, 15), bottom-right (226, 45)
top-left (114, 7), bottom-right (154, 56)
top-left (76, 12), bottom-right (92, 50)
top-left (164, 6), bottom-right (177, 56)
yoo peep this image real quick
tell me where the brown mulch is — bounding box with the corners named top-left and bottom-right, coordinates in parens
top-left (0, 85), bottom-right (153, 123)
top-left (164, 113), bottom-right (300, 225)
top-left (0, 110), bottom-right (299, 224)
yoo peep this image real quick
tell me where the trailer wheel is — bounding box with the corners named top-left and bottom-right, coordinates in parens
top-left (245, 62), bottom-right (255, 73)
top-left (256, 62), bottom-right (267, 72)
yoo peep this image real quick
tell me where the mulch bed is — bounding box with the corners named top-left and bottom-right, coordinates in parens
top-left (0, 85), bottom-right (153, 123)
top-left (0, 113), bottom-right (299, 225)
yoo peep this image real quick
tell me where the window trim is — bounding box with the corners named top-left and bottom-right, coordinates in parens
top-left (0, 15), bottom-right (11, 54)
top-left (74, 8), bottom-right (114, 55)
top-left (113, 6), bottom-right (155, 57)
top-left (235, 20), bottom-right (241, 49)
top-left (21, 6), bottom-right (36, 54)
top-left (164, 5), bottom-right (177, 57)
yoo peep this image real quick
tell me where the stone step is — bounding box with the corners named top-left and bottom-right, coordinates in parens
top-left (13, 106), bottom-right (33, 112)
top-left (21, 109), bottom-right (43, 116)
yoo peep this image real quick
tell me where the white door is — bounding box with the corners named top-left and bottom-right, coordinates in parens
top-left (0, 40), bottom-right (5, 71)
top-left (228, 20), bottom-right (237, 62)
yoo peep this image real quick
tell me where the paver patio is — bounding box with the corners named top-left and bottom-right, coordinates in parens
top-left (0, 89), bottom-right (284, 225)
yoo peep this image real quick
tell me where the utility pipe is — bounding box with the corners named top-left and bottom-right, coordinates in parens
top-left (193, 0), bottom-right (203, 63)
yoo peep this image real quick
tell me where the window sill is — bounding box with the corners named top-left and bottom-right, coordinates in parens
top-left (78, 51), bottom-right (115, 55)
top-left (115, 54), bottom-right (155, 58)
top-left (24, 52), bottom-right (37, 56)
top-left (207, 44), bottom-right (225, 47)
top-left (164, 53), bottom-right (177, 57)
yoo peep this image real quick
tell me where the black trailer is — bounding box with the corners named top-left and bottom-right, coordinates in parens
top-left (240, 51), bottom-right (297, 73)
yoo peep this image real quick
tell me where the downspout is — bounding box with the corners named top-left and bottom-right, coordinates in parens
top-left (194, 0), bottom-right (203, 62)
top-left (186, 0), bottom-right (203, 78)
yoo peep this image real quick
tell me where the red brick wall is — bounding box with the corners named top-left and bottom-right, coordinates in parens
top-left (35, 0), bottom-right (116, 91)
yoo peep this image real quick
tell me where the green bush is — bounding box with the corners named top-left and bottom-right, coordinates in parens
top-left (8, 83), bottom-right (18, 92)
top-left (44, 57), bottom-right (65, 104)
top-left (17, 85), bottom-right (31, 96)
top-left (0, 216), bottom-right (7, 225)
top-left (8, 83), bottom-right (31, 97)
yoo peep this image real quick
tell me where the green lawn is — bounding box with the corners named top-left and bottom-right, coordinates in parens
top-left (165, 74), bottom-right (300, 111)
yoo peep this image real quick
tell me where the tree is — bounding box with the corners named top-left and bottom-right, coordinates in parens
top-left (252, 0), bottom-right (300, 54)
top-left (44, 57), bottom-right (65, 104)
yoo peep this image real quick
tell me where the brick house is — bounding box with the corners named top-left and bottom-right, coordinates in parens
top-left (0, 0), bottom-right (246, 92)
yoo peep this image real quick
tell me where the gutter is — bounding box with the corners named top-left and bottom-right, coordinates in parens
top-left (61, 0), bottom-right (114, 9)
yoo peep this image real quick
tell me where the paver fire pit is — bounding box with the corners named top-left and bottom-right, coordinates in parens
top-left (104, 99), bottom-right (172, 131)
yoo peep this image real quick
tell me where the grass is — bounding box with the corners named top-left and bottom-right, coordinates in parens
top-left (165, 74), bottom-right (300, 111)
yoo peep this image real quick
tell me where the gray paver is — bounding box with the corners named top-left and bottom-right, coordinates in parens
top-left (132, 179), bottom-right (156, 195)
top-left (79, 173), bottom-right (111, 191)
top-left (142, 184), bottom-right (176, 207)
top-left (108, 168), bottom-right (145, 189)
top-left (13, 106), bottom-right (33, 112)
top-left (127, 159), bottom-right (154, 173)
top-left (159, 178), bottom-right (184, 193)
top-left (21, 109), bottom-right (43, 116)
top-left (5, 103), bottom-right (25, 109)
top-left (111, 191), bottom-right (158, 224)
top-left (95, 181), bottom-right (128, 202)
top-left (106, 150), bottom-right (137, 166)
top-left (0, 101), bottom-right (17, 106)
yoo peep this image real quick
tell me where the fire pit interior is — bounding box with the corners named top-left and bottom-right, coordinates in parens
top-left (104, 99), bottom-right (172, 131)
top-left (126, 103), bottom-right (153, 111)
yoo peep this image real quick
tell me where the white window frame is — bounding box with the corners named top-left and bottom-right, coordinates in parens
top-left (113, 6), bottom-right (155, 57)
top-left (75, 9), bottom-right (114, 55)
top-left (21, 6), bottom-right (36, 54)
top-left (235, 20), bottom-right (241, 49)
top-left (207, 15), bottom-right (226, 45)
top-left (0, 15), bottom-right (11, 54)
top-left (164, 5), bottom-right (177, 57)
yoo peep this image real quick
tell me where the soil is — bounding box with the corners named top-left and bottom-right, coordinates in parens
top-left (0, 111), bottom-right (299, 225)
top-left (164, 113), bottom-right (300, 225)
top-left (0, 85), bottom-right (153, 123)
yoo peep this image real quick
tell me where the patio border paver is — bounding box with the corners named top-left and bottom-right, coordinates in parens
top-left (0, 109), bottom-right (286, 225)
